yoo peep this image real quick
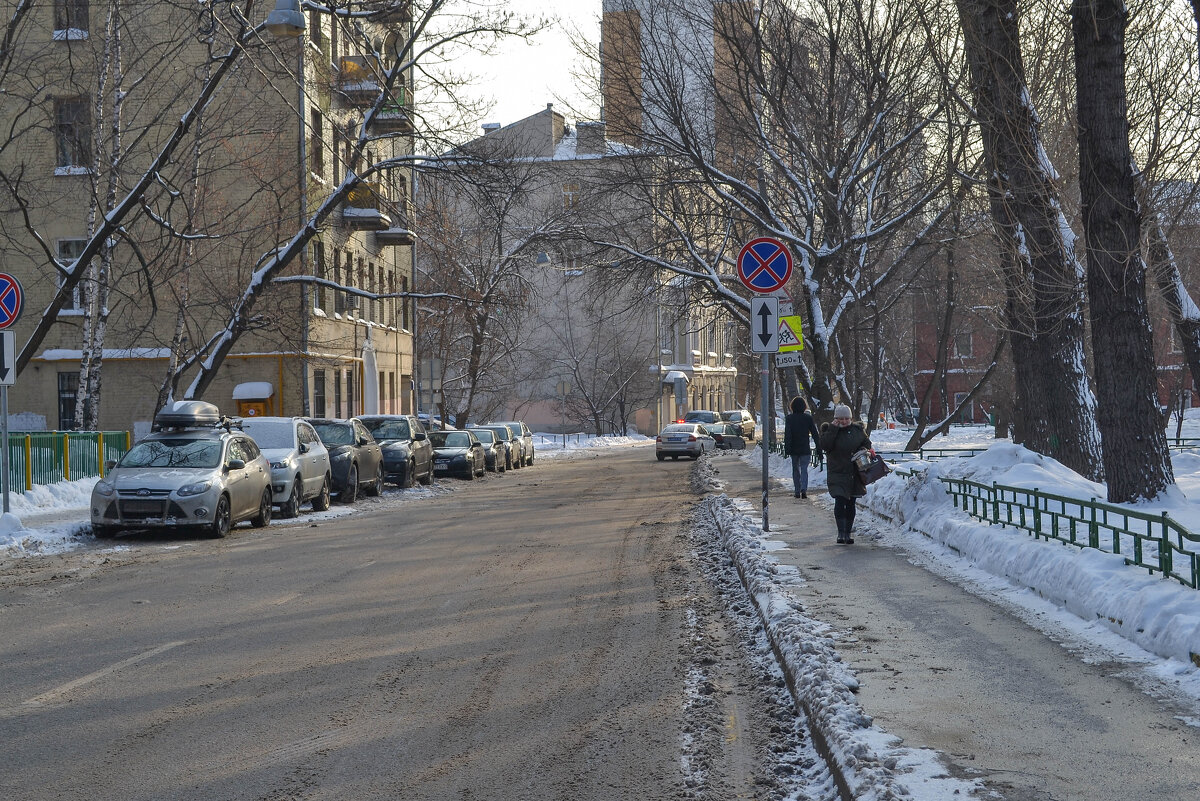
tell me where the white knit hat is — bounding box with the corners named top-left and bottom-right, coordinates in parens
top-left (834, 404), bottom-right (852, 419)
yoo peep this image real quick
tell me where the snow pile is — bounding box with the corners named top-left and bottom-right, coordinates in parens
top-left (701, 493), bottom-right (983, 801)
top-left (863, 445), bottom-right (1200, 668)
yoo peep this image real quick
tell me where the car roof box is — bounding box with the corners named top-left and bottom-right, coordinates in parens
top-left (155, 400), bottom-right (221, 429)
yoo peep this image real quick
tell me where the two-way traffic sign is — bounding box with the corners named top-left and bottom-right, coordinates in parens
top-left (0, 331), bottom-right (14, 386)
top-left (750, 297), bottom-right (779, 353)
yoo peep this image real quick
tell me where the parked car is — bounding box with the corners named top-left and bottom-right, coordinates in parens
top-left (304, 418), bottom-right (384, 503)
top-left (239, 417), bottom-right (332, 517)
top-left (429, 429), bottom-right (486, 479)
top-left (91, 400), bottom-right (273, 539)
top-left (474, 423), bottom-right (522, 469)
top-left (683, 410), bottom-right (724, 425)
top-left (491, 420), bottom-right (535, 465)
top-left (417, 413), bottom-right (457, 431)
top-left (720, 409), bottom-right (756, 440)
top-left (357, 414), bottom-right (434, 488)
top-left (655, 422), bottom-right (716, 461)
top-left (468, 426), bottom-right (506, 472)
top-left (703, 422), bottom-right (747, 450)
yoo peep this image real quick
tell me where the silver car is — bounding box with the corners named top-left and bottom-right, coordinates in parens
top-left (655, 422), bottom-right (716, 461)
top-left (491, 420), bottom-right (535, 466)
top-left (239, 417), bottom-right (332, 517)
top-left (91, 401), bottom-right (274, 539)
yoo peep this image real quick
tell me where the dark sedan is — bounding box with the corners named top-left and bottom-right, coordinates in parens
top-left (428, 430), bottom-right (485, 479)
top-left (467, 426), bottom-right (506, 473)
top-left (474, 424), bottom-right (521, 470)
top-left (357, 414), bottom-right (434, 488)
top-left (703, 422), bottom-right (747, 450)
top-left (305, 418), bottom-right (384, 502)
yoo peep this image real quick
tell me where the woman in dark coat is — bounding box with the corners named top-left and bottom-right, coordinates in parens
top-left (782, 396), bottom-right (820, 498)
top-left (818, 403), bottom-right (872, 544)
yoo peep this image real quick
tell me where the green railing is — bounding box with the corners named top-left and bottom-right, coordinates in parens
top-left (938, 476), bottom-right (1200, 590)
top-left (1167, 437), bottom-right (1200, 452)
top-left (4, 431), bottom-right (131, 491)
top-left (877, 447), bottom-right (988, 461)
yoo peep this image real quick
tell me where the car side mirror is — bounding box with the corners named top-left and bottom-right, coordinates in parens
top-left (299, 442), bottom-right (309, 454)
top-left (414, 432), bottom-right (426, 441)
top-left (226, 458), bottom-right (246, 471)
top-left (105, 459), bottom-right (117, 471)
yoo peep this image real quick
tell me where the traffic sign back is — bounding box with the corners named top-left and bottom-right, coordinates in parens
top-left (737, 237), bottom-right (793, 293)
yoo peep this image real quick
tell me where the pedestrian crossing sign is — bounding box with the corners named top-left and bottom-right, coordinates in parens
top-left (778, 315), bottom-right (804, 351)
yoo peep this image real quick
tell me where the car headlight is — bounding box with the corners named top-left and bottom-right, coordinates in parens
top-left (94, 479), bottom-right (115, 496)
top-left (270, 459), bottom-right (291, 470)
top-left (178, 480), bottom-right (213, 497)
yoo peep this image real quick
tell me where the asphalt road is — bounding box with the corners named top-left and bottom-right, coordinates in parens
top-left (716, 455), bottom-right (1200, 801)
top-left (0, 446), bottom-right (793, 800)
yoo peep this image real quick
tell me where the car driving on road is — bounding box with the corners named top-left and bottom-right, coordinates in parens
top-left (91, 401), bottom-right (274, 539)
top-left (239, 416), bottom-right (332, 517)
top-left (655, 422), bottom-right (716, 461)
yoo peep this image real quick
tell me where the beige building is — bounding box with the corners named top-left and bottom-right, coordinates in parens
top-left (0, 0), bottom-right (416, 435)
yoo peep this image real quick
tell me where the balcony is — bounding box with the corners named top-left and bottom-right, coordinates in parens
top-left (342, 181), bottom-right (393, 231)
top-left (337, 55), bottom-right (383, 106)
top-left (369, 87), bottom-right (414, 134)
top-left (375, 198), bottom-right (415, 246)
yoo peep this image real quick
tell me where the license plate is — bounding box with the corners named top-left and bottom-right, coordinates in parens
top-left (669, 436), bottom-right (686, 442)
top-left (122, 500), bottom-right (164, 515)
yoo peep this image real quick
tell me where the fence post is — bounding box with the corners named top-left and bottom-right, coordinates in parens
top-left (63, 433), bottom-right (70, 481)
top-left (98, 432), bottom-right (105, 477)
top-left (992, 482), bottom-right (1000, 525)
top-left (1088, 499), bottom-right (1100, 549)
top-left (23, 435), bottom-right (31, 491)
top-left (1161, 512), bottom-right (1174, 581)
top-left (1033, 489), bottom-right (1041, 538)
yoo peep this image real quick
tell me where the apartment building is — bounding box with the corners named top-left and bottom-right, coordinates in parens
top-left (0, 0), bottom-right (416, 435)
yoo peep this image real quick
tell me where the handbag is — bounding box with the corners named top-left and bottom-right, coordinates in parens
top-left (852, 448), bottom-right (890, 485)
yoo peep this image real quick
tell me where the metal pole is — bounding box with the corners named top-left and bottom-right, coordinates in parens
top-left (761, 353), bottom-right (770, 532)
top-left (2, 385), bottom-right (10, 513)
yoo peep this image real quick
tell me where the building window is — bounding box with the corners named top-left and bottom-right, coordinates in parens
top-left (367, 262), bottom-right (376, 321)
top-left (56, 238), bottom-right (86, 313)
top-left (952, 331), bottom-right (973, 359)
top-left (389, 372), bottom-right (397, 413)
top-left (562, 182), bottom-right (580, 209)
top-left (333, 250), bottom-right (345, 314)
top-left (54, 97), bottom-right (92, 171)
top-left (346, 368), bottom-right (355, 417)
top-left (58, 372), bottom-right (79, 430)
top-left (313, 370), bottom-right (326, 417)
top-left (53, 0), bottom-right (88, 38)
top-left (954, 391), bottom-right (974, 424)
top-left (307, 8), bottom-right (322, 46)
top-left (333, 369), bottom-right (342, 417)
top-left (309, 108), bottom-right (324, 177)
top-left (313, 240), bottom-right (326, 310)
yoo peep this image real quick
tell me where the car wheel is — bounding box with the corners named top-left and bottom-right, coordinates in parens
top-left (656, 454), bottom-right (665, 462)
top-left (419, 464), bottom-right (433, 486)
top-left (92, 524), bottom-right (118, 539)
top-left (365, 466), bottom-right (383, 497)
top-left (280, 479), bottom-right (301, 519)
top-left (463, 461), bottom-right (475, 480)
top-left (400, 461), bottom-right (415, 489)
top-left (311, 475), bottom-right (331, 511)
top-left (209, 495), bottom-right (232, 538)
top-left (251, 488), bottom-right (273, 528)
top-left (528, 450), bottom-right (534, 465)
top-left (340, 465), bottom-right (359, 503)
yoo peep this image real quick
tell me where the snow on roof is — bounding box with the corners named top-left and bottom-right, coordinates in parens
top-left (232, 381), bottom-right (274, 400)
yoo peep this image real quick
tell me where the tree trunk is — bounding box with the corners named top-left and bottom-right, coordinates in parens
top-left (1147, 222), bottom-right (1200, 405)
top-left (955, 0), bottom-right (1104, 481)
top-left (1071, 0), bottom-right (1173, 501)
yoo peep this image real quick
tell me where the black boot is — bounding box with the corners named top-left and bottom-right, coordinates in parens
top-left (835, 515), bottom-right (847, 544)
top-left (844, 515), bottom-right (855, 545)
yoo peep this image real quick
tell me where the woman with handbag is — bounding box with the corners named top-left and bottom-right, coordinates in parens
top-left (818, 404), bottom-right (872, 545)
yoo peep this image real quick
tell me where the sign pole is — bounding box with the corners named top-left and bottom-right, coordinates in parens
top-left (2, 385), bottom-right (10, 514)
top-left (761, 353), bottom-right (770, 532)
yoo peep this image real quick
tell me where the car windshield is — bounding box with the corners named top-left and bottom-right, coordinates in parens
top-left (720, 411), bottom-right (741, 420)
top-left (239, 421), bottom-right (294, 450)
top-left (310, 422), bottom-right (354, 445)
top-left (121, 438), bottom-right (222, 468)
top-left (430, 431), bottom-right (471, 448)
top-left (482, 426), bottom-right (510, 441)
top-left (472, 429), bottom-right (495, 444)
top-left (684, 412), bottom-right (713, 422)
top-left (703, 424), bottom-right (725, 434)
top-left (362, 419), bottom-right (410, 440)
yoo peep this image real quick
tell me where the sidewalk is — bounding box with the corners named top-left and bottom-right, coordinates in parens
top-left (711, 453), bottom-right (1200, 801)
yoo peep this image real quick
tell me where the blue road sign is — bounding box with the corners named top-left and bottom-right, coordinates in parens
top-left (736, 237), bottom-right (793, 293)
top-left (0, 273), bottom-right (23, 330)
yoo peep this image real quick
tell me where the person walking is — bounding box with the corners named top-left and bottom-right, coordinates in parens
top-left (818, 403), bottom-right (872, 544)
top-left (782, 396), bottom-right (820, 499)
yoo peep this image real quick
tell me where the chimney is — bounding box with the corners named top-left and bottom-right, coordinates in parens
top-left (482, 122), bottom-right (501, 134)
top-left (577, 121), bottom-right (606, 155)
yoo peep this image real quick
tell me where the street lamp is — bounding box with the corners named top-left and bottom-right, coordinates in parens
top-left (266, 0), bottom-right (305, 38)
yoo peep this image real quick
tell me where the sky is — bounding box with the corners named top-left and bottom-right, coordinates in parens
top-left (473, 1), bottom-right (601, 128)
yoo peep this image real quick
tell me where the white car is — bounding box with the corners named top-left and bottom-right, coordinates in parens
top-left (239, 417), bottom-right (333, 517)
top-left (655, 423), bottom-right (716, 461)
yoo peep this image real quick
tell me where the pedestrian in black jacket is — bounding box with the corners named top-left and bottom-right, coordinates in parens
top-left (782, 397), bottom-right (820, 499)
top-left (818, 403), bottom-right (872, 544)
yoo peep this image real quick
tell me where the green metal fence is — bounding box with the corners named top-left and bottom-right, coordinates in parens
top-left (5, 431), bottom-right (131, 491)
top-left (938, 476), bottom-right (1200, 590)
